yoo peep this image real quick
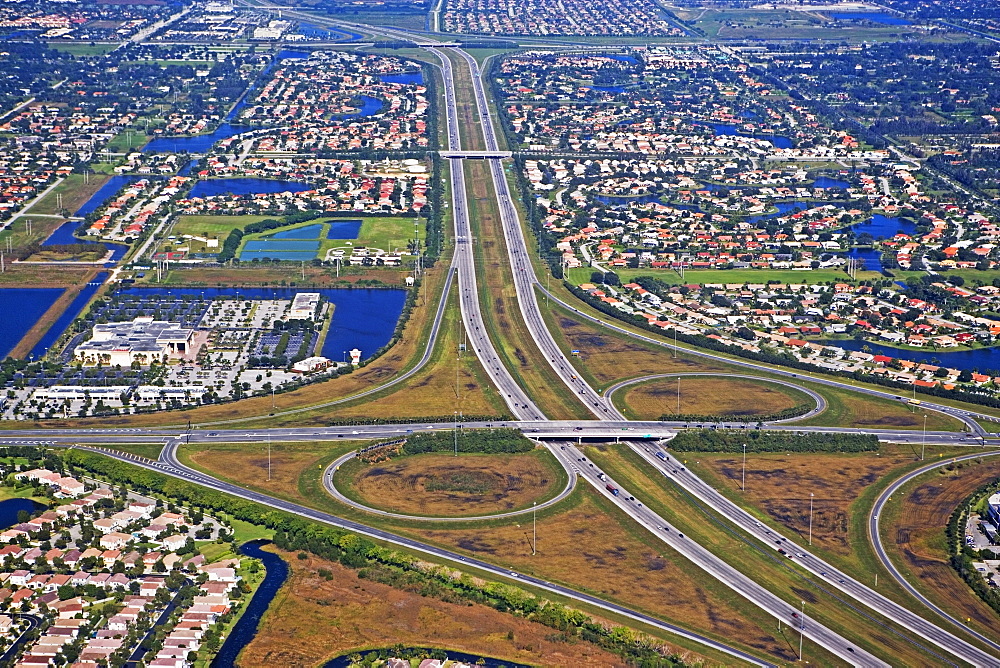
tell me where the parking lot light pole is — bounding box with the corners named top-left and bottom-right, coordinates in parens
top-left (799, 600), bottom-right (805, 661)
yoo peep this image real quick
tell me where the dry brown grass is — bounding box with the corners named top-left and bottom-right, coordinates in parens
top-left (542, 306), bottom-right (731, 389)
top-left (179, 440), bottom-right (360, 506)
top-left (240, 547), bottom-right (632, 667)
top-left (157, 264), bottom-right (410, 287)
top-left (0, 264), bottom-right (97, 288)
top-left (410, 486), bottom-right (796, 661)
top-left (689, 448), bottom-right (920, 557)
top-left (619, 376), bottom-right (812, 420)
top-left (339, 451), bottom-right (563, 517)
top-left (887, 462), bottom-right (1000, 635)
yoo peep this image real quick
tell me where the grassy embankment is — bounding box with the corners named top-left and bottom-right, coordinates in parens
top-left (175, 439), bottom-right (817, 665)
top-left (877, 455), bottom-right (1000, 641)
top-left (684, 445), bottom-right (1000, 649)
top-left (585, 443), bottom-right (964, 666)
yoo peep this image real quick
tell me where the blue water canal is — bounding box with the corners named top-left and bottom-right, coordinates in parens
top-left (0, 288), bottom-right (64, 359)
top-left (830, 338), bottom-right (1000, 373)
top-left (210, 540), bottom-right (288, 668)
top-left (30, 273), bottom-right (108, 360)
top-left (117, 287), bottom-right (406, 362)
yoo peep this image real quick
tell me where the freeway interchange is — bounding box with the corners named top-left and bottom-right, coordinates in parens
top-left (10, 9), bottom-right (1000, 665)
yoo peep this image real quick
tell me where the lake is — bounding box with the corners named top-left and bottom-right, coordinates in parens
top-left (188, 179), bottom-right (313, 199)
top-left (380, 72), bottom-right (423, 85)
top-left (847, 214), bottom-right (916, 240)
top-left (30, 273), bottom-right (108, 360)
top-left (833, 338), bottom-right (1000, 373)
top-left (0, 288), bottom-right (65, 358)
top-left (700, 122), bottom-right (793, 149)
top-left (813, 176), bottom-right (850, 190)
top-left (830, 12), bottom-right (910, 25)
top-left (596, 193), bottom-right (662, 206)
top-left (118, 287), bottom-right (407, 362)
top-left (0, 498), bottom-right (46, 529)
top-left (211, 540), bottom-right (288, 668)
top-left (43, 219), bottom-right (128, 264)
top-left (143, 123), bottom-right (250, 154)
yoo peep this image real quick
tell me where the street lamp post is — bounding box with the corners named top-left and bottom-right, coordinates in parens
top-left (532, 501), bottom-right (537, 556)
top-left (742, 443), bottom-right (747, 491)
top-left (922, 414), bottom-right (927, 460)
top-left (454, 411), bottom-right (458, 456)
top-left (808, 492), bottom-right (814, 546)
top-left (799, 600), bottom-right (805, 662)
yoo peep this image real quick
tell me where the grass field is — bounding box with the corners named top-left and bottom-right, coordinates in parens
top-left (24, 174), bottom-right (109, 217)
top-left (680, 8), bottom-right (918, 41)
top-left (412, 484), bottom-right (805, 664)
top-left (792, 382), bottom-right (963, 431)
top-left (584, 444), bottom-right (953, 666)
top-left (564, 266), bottom-right (879, 287)
top-left (104, 130), bottom-right (149, 153)
top-left (179, 439), bottom-right (363, 506)
top-left (150, 264), bottom-right (411, 287)
top-left (240, 547), bottom-right (630, 667)
top-left (334, 449), bottom-right (565, 517)
top-left (615, 375), bottom-right (813, 420)
top-left (878, 458), bottom-right (1000, 639)
top-left (47, 43), bottom-right (117, 56)
top-left (172, 215), bottom-right (271, 239)
top-left (0, 265), bottom-right (97, 288)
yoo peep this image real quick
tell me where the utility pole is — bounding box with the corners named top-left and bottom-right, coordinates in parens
top-left (808, 492), bottom-right (814, 546)
top-left (676, 376), bottom-right (680, 414)
top-left (742, 443), bottom-right (747, 492)
top-left (454, 411), bottom-right (458, 456)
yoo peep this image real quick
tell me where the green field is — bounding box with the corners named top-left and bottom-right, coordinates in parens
top-left (104, 130), bottom-right (150, 153)
top-left (565, 266), bottom-right (878, 287)
top-left (47, 43), bottom-right (117, 56)
top-left (173, 215), bottom-right (272, 239)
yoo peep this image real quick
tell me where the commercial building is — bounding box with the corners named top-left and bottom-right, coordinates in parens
top-left (74, 317), bottom-right (193, 367)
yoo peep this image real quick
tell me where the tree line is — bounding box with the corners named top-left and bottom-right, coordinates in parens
top-left (401, 428), bottom-right (534, 455)
top-left (669, 429), bottom-right (879, 453)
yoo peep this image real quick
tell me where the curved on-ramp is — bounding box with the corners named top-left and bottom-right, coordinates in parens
top-left (869, 450), bottom-right (1000, 656)
top-left (603, 373), bottom-right (827, 424)
top-left (321, 442), bottom-right (577, 522)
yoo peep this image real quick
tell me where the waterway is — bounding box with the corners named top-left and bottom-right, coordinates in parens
top-left (210, 540), bottom-right (288, 668)
top-left (117, 287), bottom-right (406, 362)
top-left (29, 272), bottom-right (108, 360)
top-left (0, 498), bottom-right (46, 529)
top-left (831, 338), bottom-right (1000, 373)
top-left (188, 179), bottom-right (313, 199)
top-left (324, 648), bottom-right (531, 668)
top-left (830, 12), bottom-right (910, 25)
top-left (0, 288), bottom-right (65, 358)
top-left (73, 176), bottom-right (141, 217)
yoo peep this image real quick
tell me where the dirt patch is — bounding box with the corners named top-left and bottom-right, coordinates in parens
top-left (343, 451), bottom-right (561, 517)
top-left (240, 548), bottom-right (632, 667)
top-left (892, 463), bottom-right (1000, 634)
